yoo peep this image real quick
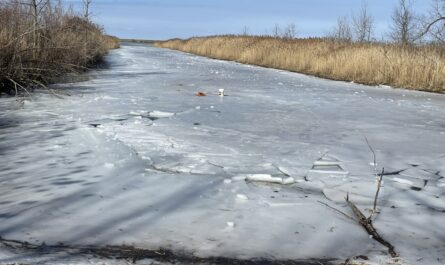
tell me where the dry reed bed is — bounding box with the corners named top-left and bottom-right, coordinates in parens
top-left (156, 36), bottom-right (445, 93)
top-left (0, 1), bottom-right (119, 94)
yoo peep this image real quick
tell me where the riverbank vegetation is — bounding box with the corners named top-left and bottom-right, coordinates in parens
top-left (156, 36), bottom-right (445, 93)
top-left (156, 0), bottom-right (445, 93)
top-left (0, 0), bottom-right (119, 95)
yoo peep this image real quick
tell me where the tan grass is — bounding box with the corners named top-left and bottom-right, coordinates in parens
top-left (155, 36), bottom-right (445, 93)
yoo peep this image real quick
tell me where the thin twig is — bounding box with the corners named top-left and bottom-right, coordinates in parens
top-left (369, 168), bottom-right (384, 220)
top-left (317, 200), bottom-right (355, 221)
top-left (346, 195), bottom-right (398, 258)
top-left (6, 77), bottom-right (31, 97)
top-left (364, 136), bottom-right (376, 171)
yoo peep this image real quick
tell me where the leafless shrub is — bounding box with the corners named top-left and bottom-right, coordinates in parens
top-left (352, 1), bottom-right (374, 42)
top-left (283, 23), bottom-right (297, 39)
top-left (329, 16), bottom-right (353, 42)
top-left (0, 0), bottom-right (119, 95)
top-left (241, 25), bottom-right (249, 36)
top-left (388, 0), bottom-right (420, 45)
top-left (271, 24), bottom-right (281, 38)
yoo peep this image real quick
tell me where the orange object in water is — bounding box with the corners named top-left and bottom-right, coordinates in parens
top-left (195, 92), bottom-right (206, 96)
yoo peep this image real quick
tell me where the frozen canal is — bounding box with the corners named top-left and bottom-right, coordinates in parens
top-left (1, 43), bottom-right (445, 264)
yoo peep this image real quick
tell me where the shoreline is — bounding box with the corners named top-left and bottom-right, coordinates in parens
top-left (155, 36), bottom-right (445, 94)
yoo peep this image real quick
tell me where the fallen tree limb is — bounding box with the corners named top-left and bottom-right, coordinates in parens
top-left (346, 194), bottom-right (398, 258)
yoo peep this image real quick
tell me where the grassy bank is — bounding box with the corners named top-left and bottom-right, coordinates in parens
top-left (155, 36), bottom-right (445, 93)
top-left (0, 0), bottom-right (120, 95)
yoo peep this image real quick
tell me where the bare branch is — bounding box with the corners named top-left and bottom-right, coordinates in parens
top-left (364, 136), bottom-right (376, 171)
top-left (417, 16), bottom-right (445, 40)
top-left (346, 195), bottom-right (398, 258)
top-left (317, 201), bottom-right (355, 221)
top-left (369, 168), bottom-right (384, 220)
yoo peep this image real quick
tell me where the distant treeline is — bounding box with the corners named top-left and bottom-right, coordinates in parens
top-left (0, 0), bottom-right (119, 95)
top-left (120, 39), bottom-right (158, 44)
top-left (156, 0), bottom-right (445, 93)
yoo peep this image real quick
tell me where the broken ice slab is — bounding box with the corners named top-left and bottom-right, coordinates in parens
top-left (313, 160), bottom-right (344, 166)
top-left (129, 110), bottom-right (175, 119)
top-left (310, 165), bottom-right (349, 175)
top-left (236, 194), bottom-right (249, 201)
top-left (388, 176), bottom-right (426, 191)
top-left (245, 174), bottom-right (296, 185)
top-left (148, 111), bottom-right (175, 118)
top-left (400, 167), bottom-right (440, 181)
top-left (310, 155), bottom-right (349, 175)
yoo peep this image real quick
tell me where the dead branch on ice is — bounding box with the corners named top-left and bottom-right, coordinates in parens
top-left (369, 168), bottom-right (384, 220)
top-left (345, 192), bottom-right (398, 258)
top-left (319, 149), bottom-right (398, 258)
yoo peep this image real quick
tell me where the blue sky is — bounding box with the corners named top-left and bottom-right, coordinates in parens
top-left (69, 0), bottom-right (431, 40)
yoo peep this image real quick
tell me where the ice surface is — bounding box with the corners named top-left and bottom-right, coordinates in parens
top-left (1, 43), bottom-right (445, 264)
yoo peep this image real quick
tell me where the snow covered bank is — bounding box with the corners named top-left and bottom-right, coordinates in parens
top-left (0, 43), bottom-right (444, 264)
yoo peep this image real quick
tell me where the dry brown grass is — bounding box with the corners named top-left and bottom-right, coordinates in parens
top-left (0, 0), bottom-right (119, 94)
top-left (156, 35), bottom-right (445, 93)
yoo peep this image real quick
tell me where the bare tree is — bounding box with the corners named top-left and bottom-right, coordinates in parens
top-left (330, 16), bottom-right (353, 41)
top-left (272, 24), bottom-right (281, 38)
top-left (22, 0), bottom-right (49, 59)
top-left (83, 0), bottom-right (92, 20)
top-left (83, 0), bottom-right (92, 63)
top-left (352, 0), bottom-right (374, 42)
top-left (389, 0), bottom-right (419, 45)
top-left (283, 23), bottom-right (297, 39)
top-left (241, 25), bottom-right (249, 36)
top-left (419, 0), bottom-right (445, 42)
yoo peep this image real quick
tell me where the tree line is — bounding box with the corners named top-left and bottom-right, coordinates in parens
top-left (244, 0), bottom-right (445, 45)
top-left (330, 0), bottom-right (445, 44)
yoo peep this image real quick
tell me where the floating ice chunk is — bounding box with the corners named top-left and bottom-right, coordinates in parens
top-left (310, 166), bottom-right (349, 175)
top-left (149, 111), bottom-right (175, 118)
top-left (310, 156), bottom-right (348, 175)
top-left (226, 221), bottom-right (235, 228)
top-left (246, 174), bottom-right (277, 182)
top-left (223, 179), bottom-right (232, 184)
top-left (245, 174), bottom-right (295, 185)
top-left (282, 177), bottom-right (296, 185)
top-left (236, 194), bottom-right (249, 201)
top-left (313, 155), bottom-right (341, 165)
top-left (313, 160), bottom-right (343, 166)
